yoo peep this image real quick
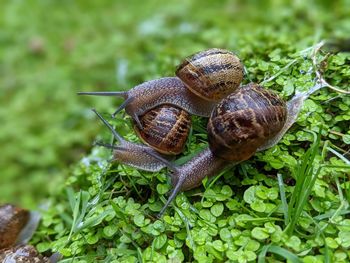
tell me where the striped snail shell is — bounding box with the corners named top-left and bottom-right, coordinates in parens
top-left (134, 105), bottom-right (191, 155)
top-left (176, 48), bottom-right (244, 101)
top-left (207, 83), bottom-right (287, 161)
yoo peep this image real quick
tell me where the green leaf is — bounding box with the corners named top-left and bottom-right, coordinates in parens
top-left (256, 186), bottom-right (268, 199)
top-left (36, 242), bottom-right (51, 252)
top-left (157, 183), bottom-right (170, 195)
top-left (134, 214), bottom-right (145, 227)
top-left (219, 228), bottom-right (231, 242)
top-left (337, 231), bottom-right (350, 248)
top-left (86, 234), bottom-right (99, 245)
top-left (154, 234), bottom-right (167, 249)
top-left (251, 227), bottom-right (269, 240)
top-left (221, 185), bottom-right (233, 197)
top-left (285, 236), bottom-right (301, 251)
top-left (212, 240), bottom-right (225, 252)
top-left (103, 225), bottom-right (118, 237)
top-left (246, 239), bottom-right (260, 251)
top-left (251, 200), bottom-right (266, 212)
top-left (325, 237), bottom-right (338, 249)
top-left (211, 203), bottom-right (224, 217)
top-left (199, 209), bottom-right (215, 222)
top-left (343, 134), bottom-right (350, 144)
top-left (244, 186), bottom-right (256, 204)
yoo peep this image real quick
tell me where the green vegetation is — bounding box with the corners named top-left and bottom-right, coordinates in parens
top-left (1, 0), bottom-right (350, 262)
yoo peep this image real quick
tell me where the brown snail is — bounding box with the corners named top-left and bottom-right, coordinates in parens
top-left (93, 83), bottom-right (292, 216)
top-left (78, 48), bottom-right (244, 129)
top-left (0, 204), bottom-right (29, 249)
top-left (0, 204), bottom-right (61, 262)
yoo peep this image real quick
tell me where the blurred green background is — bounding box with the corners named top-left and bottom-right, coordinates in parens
top-left (1, 0), bottom-right (349, 208)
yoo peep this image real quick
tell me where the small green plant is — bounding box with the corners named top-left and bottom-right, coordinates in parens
top-left (283, 130), bottom-right (322, 235)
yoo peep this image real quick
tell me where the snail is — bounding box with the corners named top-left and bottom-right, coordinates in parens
top-left (0, 204), bottom-right (29, 249)
top-left (91, 98), bottom-right (192, 170)
top-left (78, 48), bottom-right (244, 128)
top-left (0, 204), bottom-right (61, 262)
top-left (93, 83), bottom-right (297, 216)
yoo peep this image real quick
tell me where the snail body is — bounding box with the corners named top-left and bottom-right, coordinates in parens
top-left (80, 77), bottom-right (216, 129)
top-left (78, 48), bottom-right (243, 129)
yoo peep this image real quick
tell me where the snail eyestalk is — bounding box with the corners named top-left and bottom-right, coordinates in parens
top-left (92, 109), bottom-right (124, 142)
top-left (93, 141), bottom-right (128, 152)
top-left (78, 91), bottom-right (137, 121)
top-left (111, 96), bottom-right (135, 119)
top-left (77, 91), bottom-right (128, 98)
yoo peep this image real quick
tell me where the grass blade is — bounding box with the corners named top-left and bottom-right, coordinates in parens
top-left (258, 244), bottom-right (271, 263)
top-left (285, 130), bottom-right (321, 235)
top-left (259, 245), bottom-right (302, 263)
top-left (277, 173), bottom-right (288, 226)
top-left (268, 246), bottom-right (302, 263)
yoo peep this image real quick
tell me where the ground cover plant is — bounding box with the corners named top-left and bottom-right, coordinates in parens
top-left (32, 42), bottom-right (350, 262)
top-left (1, 0), bottom-right (350, 262)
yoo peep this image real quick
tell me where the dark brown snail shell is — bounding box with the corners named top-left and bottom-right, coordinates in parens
top-left (176, 48), bottom-right (244, 101)
top-left (207, 83), bottom-right (287, 162)
top-left (134, 105), bottom-right (191, 155)
top-left (0, 204), bottom-right (29, 249)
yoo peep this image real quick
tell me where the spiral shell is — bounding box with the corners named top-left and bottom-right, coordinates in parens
top-left (134, 105), bottom-right (191, 155)
top-left (207, 83), bottom-right (287, 162)
top-left (176, 48), bottom-right (244, 101)
top-left (0, 204), bottom-right (29, 249)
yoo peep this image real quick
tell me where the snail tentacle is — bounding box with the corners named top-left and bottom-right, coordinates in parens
top-left (77, 91), bottom-right (128, 98)
top-left (111, 96), bottom-right (135, 119)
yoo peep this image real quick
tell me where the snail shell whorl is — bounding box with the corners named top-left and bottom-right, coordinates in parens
top-left (134, 105), bottom-right (191, 155)
top-left (207, 83), bottom-right (287, 162)
top-left (175, 48), bottom-right (244, 101)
